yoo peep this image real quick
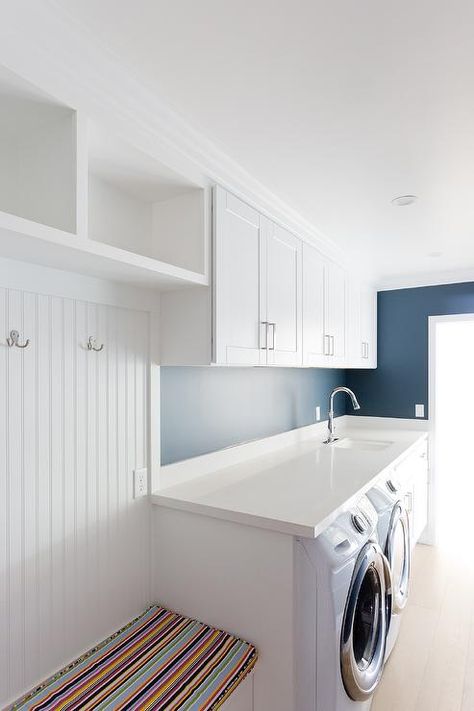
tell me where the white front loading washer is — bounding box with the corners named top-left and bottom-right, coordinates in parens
top-left (366, 476), bottom-right (410, 660)
top-left (295, 496), bottom-right (391, 711)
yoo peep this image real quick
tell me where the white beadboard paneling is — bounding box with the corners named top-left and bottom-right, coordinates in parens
top-left (0, 287), bottom-right (150, 706)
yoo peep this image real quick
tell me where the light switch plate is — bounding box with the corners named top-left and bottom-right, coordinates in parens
top-left (315, 406), bottom-right (321, 422)
top-left (133, 468), bottom-right (148, 498)
top-left (415, 404), bottom-right (425, 418)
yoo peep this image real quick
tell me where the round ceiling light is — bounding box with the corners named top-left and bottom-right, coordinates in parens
top-left (391, 195), bottom-right (418, 206)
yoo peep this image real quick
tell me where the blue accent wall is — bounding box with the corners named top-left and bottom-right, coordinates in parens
top-left (161, 367), bottom-right (346, 464)
top-left (347, 281), bottom-right (474, 419)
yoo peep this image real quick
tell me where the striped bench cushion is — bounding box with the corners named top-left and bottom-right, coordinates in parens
top-left (11, 605), bottom-right (257, 710)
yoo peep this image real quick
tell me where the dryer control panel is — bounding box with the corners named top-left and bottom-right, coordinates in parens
top-left (353, 496), bottom-right (378, 534)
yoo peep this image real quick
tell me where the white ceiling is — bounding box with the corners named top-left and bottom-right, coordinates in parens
top-left (56, 0), bottom-right (474, 286)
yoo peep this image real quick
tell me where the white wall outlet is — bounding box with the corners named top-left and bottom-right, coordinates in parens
top-left (133, 468), bottom-right (148, 498)
top-left (315, 406), bottom-right (321, 422)
top-left (415, 404), bottom-right (425, 418)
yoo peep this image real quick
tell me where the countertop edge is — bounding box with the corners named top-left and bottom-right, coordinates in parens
top-left (151, 428), bottom-right (429, 539)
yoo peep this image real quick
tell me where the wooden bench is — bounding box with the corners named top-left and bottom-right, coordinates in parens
top-left (10, 605), bottom-right (257, 710)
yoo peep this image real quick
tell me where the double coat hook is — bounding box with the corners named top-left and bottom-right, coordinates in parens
top-left (87, 336), bottom-right (104, 352)
top-left (7, 330), bottom-right (30, 349)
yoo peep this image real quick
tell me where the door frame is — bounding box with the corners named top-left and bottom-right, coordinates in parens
top-left (428, 313), bottom-right (474, 545)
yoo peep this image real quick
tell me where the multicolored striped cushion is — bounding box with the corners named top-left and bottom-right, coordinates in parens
top-left (10, 605), bottom-right (257, 710)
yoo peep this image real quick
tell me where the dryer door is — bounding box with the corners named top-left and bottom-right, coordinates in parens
top-left (386, 501), bottom-right (410, 613)
top-left (340, 542), bottom-right (390, 701)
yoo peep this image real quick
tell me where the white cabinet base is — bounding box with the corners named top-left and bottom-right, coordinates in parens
top-left (152, 507), bottom-right (296, 711)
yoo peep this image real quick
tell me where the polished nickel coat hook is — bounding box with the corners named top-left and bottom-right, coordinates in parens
top-left (6, 330), bottom-right (30, 349)
top-left (87, 336), bottom-right (104, 352)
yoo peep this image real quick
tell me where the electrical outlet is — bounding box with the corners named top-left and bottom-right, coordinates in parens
top-left (315, 406), bottom-right (321, 422)
top-left (133, 468), bottom-right (148, 498)
top-left (415, 404), bottom-right (425, 418)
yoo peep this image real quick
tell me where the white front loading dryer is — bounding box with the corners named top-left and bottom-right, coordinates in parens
top-left (366, 477), bottom-right (410, 660)
top-left (295, 496), bottom-right (392, 711)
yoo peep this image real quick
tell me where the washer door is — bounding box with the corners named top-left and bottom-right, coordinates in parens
top-left (340, 542), bottom-right (390, 701)
top-left (385, 501), bottom-right (410, 613)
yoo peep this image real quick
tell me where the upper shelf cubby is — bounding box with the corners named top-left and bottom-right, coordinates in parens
top-left (0, 65), bottom-right (77, 233)
top-left (0, 65), bottom-right (209, 290)
top-left (87, 123), bottom-right (208, 278)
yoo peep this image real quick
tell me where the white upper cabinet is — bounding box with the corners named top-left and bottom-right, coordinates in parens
top-left (302, 244), bottom-right (326, 365)
top-left (214, 187), bottom-right (302, 366)
top-left (345, 280), bottom-right (377, 368)
top-left (360, 287), bottom-right (377, 367)
top-left (0, 66), bottom-right (377, 368)
top-left (265, 221), bottom-right (302, 366)
top-left (345, 278), bottom-right (360, 365)
top-left (302, 244), bottom-right (346, 367)
top-left (214, 187), bottom-right (266, 365)
top-left (325, 260), bottom-right (346, 365)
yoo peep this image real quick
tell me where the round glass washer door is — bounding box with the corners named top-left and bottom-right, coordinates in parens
top-left (386, 501), bottom-right (410, 614)
top-left (340, 542), bottom-right (391, 701)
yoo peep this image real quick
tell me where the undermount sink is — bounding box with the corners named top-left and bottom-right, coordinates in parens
top-left (332, 437), bottom-right (393, 451)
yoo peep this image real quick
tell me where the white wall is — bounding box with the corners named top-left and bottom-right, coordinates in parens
top-left (0, 282), bottom-right (150, 705)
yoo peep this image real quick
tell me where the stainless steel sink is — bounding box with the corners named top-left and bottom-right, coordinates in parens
top-left (332, 437), bottom-right (393, 451)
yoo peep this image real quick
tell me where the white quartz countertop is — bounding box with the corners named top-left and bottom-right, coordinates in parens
top-left (151, 424), bottom-right (428, 538)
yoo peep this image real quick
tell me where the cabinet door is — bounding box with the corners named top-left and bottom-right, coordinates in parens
top-left (360, 287), bottom-right (377, 368)
top-left (265, 221), bottom-right (302, 366)
top-left (214, 187), bottom-right (266, 365)
top-left (325, 262), bottom-right (346, 365)
top-left (412, 446), bottom-right (429, 543)
top-left (413, 468), bottom-right (429, 543)
top-left (302, 243), bottom-right (327, 366)
top-left (396, 443), bottom-right (429, 546)
top-left (345, 279), bottom-right (361, 367)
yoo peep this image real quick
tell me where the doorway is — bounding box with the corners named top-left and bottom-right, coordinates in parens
top-left (430, 314), bottom-right (474, 548)
top-left (371, 314), bottom-right (474, 710)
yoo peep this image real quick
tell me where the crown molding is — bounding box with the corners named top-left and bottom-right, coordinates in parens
top-left (0, 0), bottom-right (347, 267)
top-left (377, 268), bottom-right (474, 291)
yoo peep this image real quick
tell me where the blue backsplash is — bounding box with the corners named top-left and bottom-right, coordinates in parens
top-left (347, 281), bottom-right (474, 419)
top-left (161, 367), bottom-right (347, 464)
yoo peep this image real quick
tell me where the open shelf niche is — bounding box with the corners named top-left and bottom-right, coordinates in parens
top-left (87, 123), bottom-right (208, 279)
top-left (0, 64), bottom-right (209, 290)
top-left (0, 65), bottom-right (77, 234)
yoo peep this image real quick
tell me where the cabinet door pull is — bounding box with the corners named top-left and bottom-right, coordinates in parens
top-left (324, 334), bottom-right (330, 356)
top-left (260, 321), bottom-right (269, 350)
top-left (269, 322), bottom-right (276, 351)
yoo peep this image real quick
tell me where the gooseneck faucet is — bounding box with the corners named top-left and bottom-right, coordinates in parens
top-left (325, 387), bottom-right (360, 444)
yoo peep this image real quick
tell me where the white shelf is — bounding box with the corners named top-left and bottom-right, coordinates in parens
top-left (0, 211), bottom-right (208, 290)
top-left (0, 68), bottom-right (209, 291)
top-left (87, 123), bottom-right (208, 277)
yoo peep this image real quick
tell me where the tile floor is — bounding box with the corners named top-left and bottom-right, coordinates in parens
top-left (372, 544), bottom-right (474, 711)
